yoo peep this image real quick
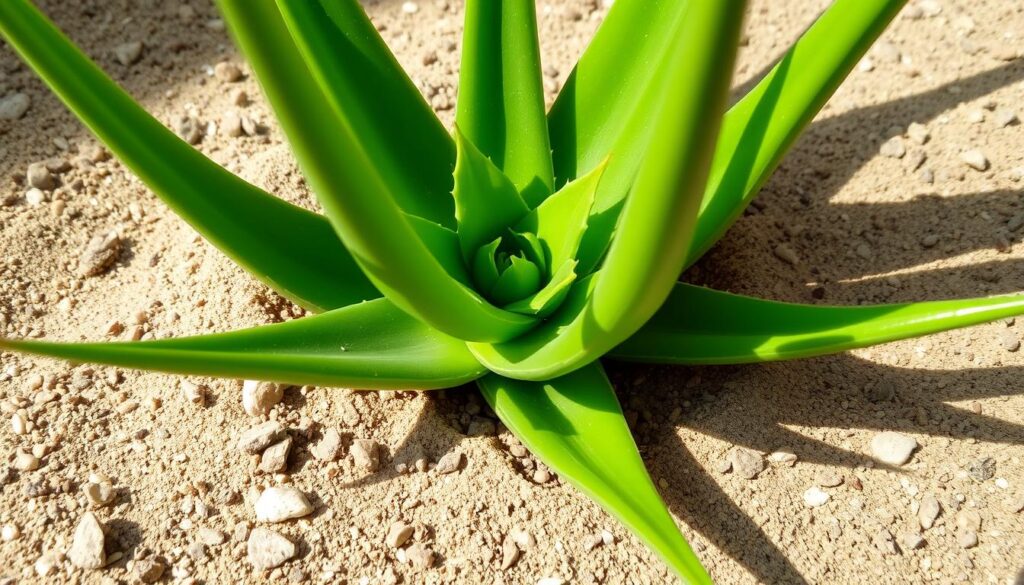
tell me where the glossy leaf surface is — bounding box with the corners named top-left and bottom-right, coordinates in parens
top-left (479, 364), bottom-right (711, 584)
top-left (470, 1), bottom-right (747, 381)
top-left (687, 0), bottom-right (908, 264)
top-left (0, 0), bottom-right (377, 312)
top-left (458, 0), bottom-right (553, 206)
top-left (612, 284), bottom-right (1024, 365)
top-left (276, 0), bottom-right (456, 227)
top-left (0, 299), bottom-right (485, 390)
top-left (218, 0), bottom-right (534, 343)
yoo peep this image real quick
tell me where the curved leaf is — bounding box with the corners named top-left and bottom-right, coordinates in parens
top-left (0, 299), bottom-right (485, 390)
top-left (452, 129), bottom-right (530, 261)
top-left (611, 284), bottom-right (1024, 365)
top-left (548, 0), bottom-right (691, 273)
top-left (478, 364), bottom-right (711, 584)
top-left (458, 0), bottom-right (553, 206)
top-left (469, 2), bottom-right (747, 381)
top-left (217, 0), bottom-right (534, 343)
top-left (0, 0), bottom-right (377, 312)
top-left (686, 0), bottom-right (907, 264)
top-left (275, 0), bottom-right (456, 227)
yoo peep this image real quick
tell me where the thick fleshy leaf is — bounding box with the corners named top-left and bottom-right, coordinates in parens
top-left (478, 364), bottom-right (711, 584)
top-left (0, 299), bottom-right (485, 390)
top-left (452, 130), bottom-right (530, 261)
top-left (0, 0), bottom-right (377, 313)
top-left (217, 0), bottom-right (534, 343)
top-left (469, 2), bottom-right (747, 381)
top-left (404, 215), bottom-right (472, 286)
top-left (457, 0), bottom-right (553, 206)
top-left (516, 161), bottom-right (605, 275)
top-left (611, 284), bottom-right (1024, 365)
top-left (548, 0), bottom-right (691, 273)
top-left (686, 0), bottom-right (908, 265)
top-left (275, 0), bottom-right (456, 227)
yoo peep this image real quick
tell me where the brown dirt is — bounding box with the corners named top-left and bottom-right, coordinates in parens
top-left (1, 0), bottom-right (1023, 584)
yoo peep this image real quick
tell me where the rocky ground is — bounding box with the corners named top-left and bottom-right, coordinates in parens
top-left (1, 0), bottom-right (1023, 583)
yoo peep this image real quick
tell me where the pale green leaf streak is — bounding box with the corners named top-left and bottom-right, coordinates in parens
top-left (479, 364), bottom-right (711, 584)
top-left (278, 0), bottom-right (456, 227)
top-left (517, 160), bottom-right (606, 275)
top-left (457, 0), bottom-right (553, 206)
top-left (453, 130), bottom-right (531, 261)
top-left (504, 260), bottom-right (578, 318)
top-left (686, 0), bottom-right (908, 264)
top-left (0, 299), bottom-right (486, 390)
top-left (0, 0), bottom-right (378, 313)
top-left (470, 1), bottom-right (748, 381)
top-left (217, 0), bottom-right (535, 343)
top-left (612, 284), bottom-right (1024, 365)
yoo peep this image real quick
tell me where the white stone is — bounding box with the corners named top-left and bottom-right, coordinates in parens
top-left (870, 432), bottom-right (918, 465)
top-left (247, 527), bottom-right (296, 569)
top-left (67, 512), bottom-right (106, 569)
top-left (242, 380), bottom-right (285, 416)
top-left (803, 486), bottom-right (831, 508)
top-left (254, 486), bottom-right (313, 523)
top-left (0, 93), bottom-right (30, 120)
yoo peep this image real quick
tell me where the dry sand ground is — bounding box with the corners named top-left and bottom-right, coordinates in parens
top-left (1, 0), bottom-right (1024, 583)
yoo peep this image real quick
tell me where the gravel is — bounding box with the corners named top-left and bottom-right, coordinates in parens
top-left (242, 380), bottom-right (285, 417)
top-left (237, 421), bottom-right (287, 454)
top-left (0, 93), bottom-right (30, 120)
top-left (727, 447), bottom-right (765, 480)
top-left (960, 149), bottom-right (990, 172)
top-left (76, 231), bottom-right (122, 277)
top-left (351, 439), bottom-right (381, 472)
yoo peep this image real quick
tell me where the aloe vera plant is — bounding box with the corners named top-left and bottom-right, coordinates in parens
top-left (1, 0), bottom-right (1020, 581)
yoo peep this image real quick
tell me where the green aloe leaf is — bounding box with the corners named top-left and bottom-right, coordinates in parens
top-left (548, 0), bottom-right (690, 273)
top-left (0, 0), bottom-right (378, 313)
top-left (0, 299), bottom-right (486, 389)
top-left (275, 0), bottom-right (456, 227)
top-left (611, 284), bottom-right (1024, 365)
top-left (458, 0), bottom-right (553, 206)
top-left (504, 259), bottom-right (577, 318)
top-left (686, 0), bottom-right (908, 264)
top-left (452, 130), bottom-right (531, 261)
top-left (470, 1), bottom-right (747, 381)
top-left (217, 0), bottom-right (534, 343)
top-left (490, 256), bottom-right (542, 306)
top-left (516, 161), bottom-right (605, 274)
top-left (478, 364), bottom-right (710, 584)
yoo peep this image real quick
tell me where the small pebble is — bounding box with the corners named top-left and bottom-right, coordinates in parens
top-left (214, 62), bottom-right (244, 83)
top-left (870, 431), bottom-right (917, 465)
top-left (27, 163), bottom-right (56, 190)
top-left (769, 449), bottom-right (797, 467)
top-left (815, 471), bottom-right (844, 488)
top-left (115, 41), bottom-right (144, 66)
top-left (727, 447), bottom-right (765, 480)
top-left (957, 529), bottom-right (978, 549)
top-left (902, 532), bottom-right (925, 550)
top-left (0, 93), bottom-right (31, 120)
top-left (198, 527), bottom-right (227, 546)
top-left (77, 231), bottom-right (122, 277)
top-left (310, 427), bottom-right (343, 461)
top-left (919, 494), bottom-right (941, 530)
top-left (406, 543), bottom-right (435, 570)
top-left (68, 512), bottom-right (106, 570)
top-left (237, 421), bottom-right (287, 454)
top-left (259, 437), bottom-right (292, 473)
top-left (968, 457), bottom-right (996, 482)
top-left (242, 380), bottom-right (285, 416)
top-left (880, 136), bottom-right (906, 158)
top-left (773, 243), bottom-right (799, 266)
top-left (999, 330), bottom-right (1020, 352)
top-left (803, 486), bottom-right (830, 508)
top-left (254, 486), bottom-right (313, 523)
top-left (181, 380), bottom-right (207, 405)
top-left (14, 450), bottom-right (40, 471)
top-left (960, 149), bottom-right (989, 172)
top-left (135, 558), bottom-right (165, 583)
top-left (434, 451), bottom-right (463, 475)
top-left (500, 534), bottom-right (520, 570)
top-left (994, 108), bottom-right (1018, 128)
top-left (350, 439), bottom-right (381, 472)
top-left (83, 481), bottom-right (115, 507)
top-left (386, 521), bottom-right (413, 548)
top-left (1, 524), bottom-right (20, 542)
top-left (247, 527), bottom-right (297, 569)
top-left (907, 122), bottom-right (929, 145)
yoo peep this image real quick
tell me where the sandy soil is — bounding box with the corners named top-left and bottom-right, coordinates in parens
top-left (1, 0), bottom-right (1023, 583)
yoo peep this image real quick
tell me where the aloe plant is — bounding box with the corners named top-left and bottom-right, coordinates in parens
top-left (0, 0), bottom-right (1019, 581)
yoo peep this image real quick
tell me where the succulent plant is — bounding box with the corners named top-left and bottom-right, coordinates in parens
top-left (2, 0), bottom-right (1021, 581)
